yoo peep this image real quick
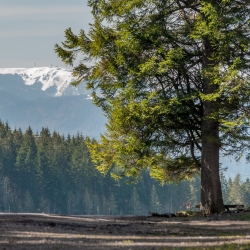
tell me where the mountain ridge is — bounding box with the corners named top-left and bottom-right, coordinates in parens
top-left (0, 67), bottom-right (89, 98)
top-left (0, 67), bottom-right (105, 138)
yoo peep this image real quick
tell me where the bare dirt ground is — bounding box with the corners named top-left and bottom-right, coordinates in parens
top-left (0, 212), bottom-right (250, 249)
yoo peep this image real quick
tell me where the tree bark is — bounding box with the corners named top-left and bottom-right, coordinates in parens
top-left (200, 39), bottom-right (224, 214)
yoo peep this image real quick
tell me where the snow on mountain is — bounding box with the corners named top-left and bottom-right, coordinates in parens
top-left (0, 67), bottom-right (87, 97)
top-left (0, 67), bottom-right (105, 137)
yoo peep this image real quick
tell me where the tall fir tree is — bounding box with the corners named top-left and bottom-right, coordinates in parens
top-left (130, 187), bottom-right (141, 215)
top-left (242, 178), bottom-right (250, 206)
top-left (15, 126), bottom-right (38, 206)
top-left (220, 170), bottom-right (229, 204)
top-left (56, 0), bottom-right (250, 213)
top-left (36, 127), bottom-right (54, 209)
top-left (150, 185), bottom-right (161, 213)
top-left (228, 173), bottom-right (244, 205)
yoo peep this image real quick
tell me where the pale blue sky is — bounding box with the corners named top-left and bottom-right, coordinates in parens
top-left (0, 0), bottom-right (92, 68)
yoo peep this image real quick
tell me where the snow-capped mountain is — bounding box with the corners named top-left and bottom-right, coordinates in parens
top-left (0, 67), bottom-right (105, 138)
top-left (0, 67), bottom-right (89, 97)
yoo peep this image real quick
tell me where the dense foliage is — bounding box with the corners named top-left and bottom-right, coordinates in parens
top-left (0, 121), bottom-right (201, 214)
top-left (55, 0), bottom-right (250, 213)
top-left (0, 121), bottom-right (249, 214)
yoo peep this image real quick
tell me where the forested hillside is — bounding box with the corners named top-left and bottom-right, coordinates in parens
top-left (0, 121), bottom-right (249, 215)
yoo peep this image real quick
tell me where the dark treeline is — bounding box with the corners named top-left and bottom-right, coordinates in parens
top-left (220, 172), bottom-right (250, 207)
top-left (0, 120), bottom-right (249, 214)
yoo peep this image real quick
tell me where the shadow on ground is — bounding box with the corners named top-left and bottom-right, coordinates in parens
top-left (0, 213), bottom-right (250, 249)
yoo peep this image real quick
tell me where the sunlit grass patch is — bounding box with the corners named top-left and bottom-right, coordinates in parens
top-left (122, 239), bottom-right (133, 244)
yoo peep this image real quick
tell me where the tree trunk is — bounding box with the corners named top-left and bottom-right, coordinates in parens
top-left (200, 39), bottom-right (224, 214)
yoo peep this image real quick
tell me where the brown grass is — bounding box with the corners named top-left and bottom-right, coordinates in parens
top-left (0, 212), bottom-right (250, 249)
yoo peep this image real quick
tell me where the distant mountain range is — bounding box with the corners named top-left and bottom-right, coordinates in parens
top-left (0, 67), bottom-right (248, 179)
top-left (0, 67), bottom-right (106, 138)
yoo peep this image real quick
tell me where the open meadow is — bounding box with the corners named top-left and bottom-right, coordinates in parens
top-left (0, 212), bottom-right (250, 249)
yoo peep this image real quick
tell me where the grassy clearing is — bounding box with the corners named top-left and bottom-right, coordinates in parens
top-left (0, 213), bottom-right (250, 249)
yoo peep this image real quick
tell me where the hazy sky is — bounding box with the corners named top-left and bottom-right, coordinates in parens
top-left (0, 0), bottom-right (92, 68)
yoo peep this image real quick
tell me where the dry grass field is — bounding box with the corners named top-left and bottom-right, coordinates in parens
top-left (0, 212), bottom-right (250, 249)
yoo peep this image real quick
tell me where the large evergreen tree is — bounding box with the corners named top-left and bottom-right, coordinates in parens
top-left (15, 127), bottom-right (38, 206)
top-left (228, 173), bottom-right (244, 205)
top-left (55, 0), bottom-right (250, 214)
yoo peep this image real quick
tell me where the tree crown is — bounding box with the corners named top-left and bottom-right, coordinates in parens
top-left (55, 0), bottom-right (250, 182)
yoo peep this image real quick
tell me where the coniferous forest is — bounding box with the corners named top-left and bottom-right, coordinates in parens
top-left (0, 120), bottom-right (249, 215)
